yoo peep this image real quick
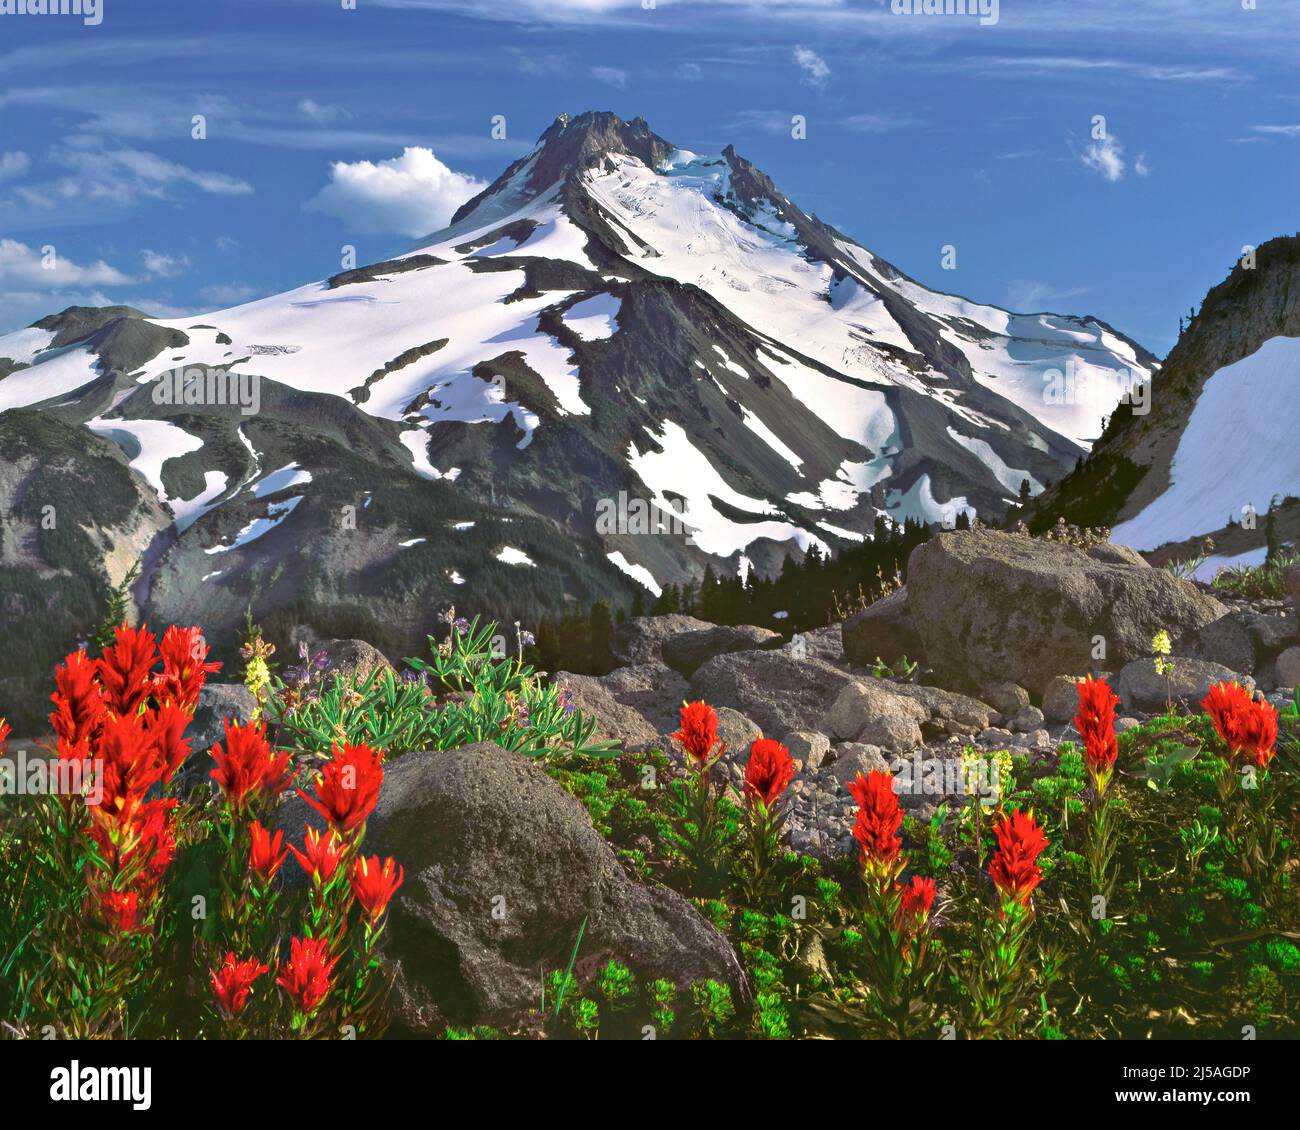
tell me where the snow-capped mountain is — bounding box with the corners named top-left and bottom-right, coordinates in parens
top-left (0, 110), bottom-right (1156, 666)
top-left (1029, 234), bottom-right (1300, 578)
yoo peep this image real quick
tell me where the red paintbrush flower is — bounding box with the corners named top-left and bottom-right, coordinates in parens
top-left (96, 889), bottom-right (145, 934)
top-left (744, 737), bottom-right (796, 809)
top-left (249, 820), bottom-right (289, 883)
top-left (94, 711), bottom-right (167, 825)
top-left (154, 625), bottom-right (220, 712)
top-left (350, 855), bottom-right (404, 924)
top-left (97, 624), bottom-right (159, 718)
top-left (1074, 675), bottom-right (1120, 787)
top-left (1202, 680), bottom-right (1278, 768)
top-left (849, 770), bottom-right (903, 875)
top-left (896, 874), bottom-right (937, 935)
top-left (211, 953), bottom-right (270, 1018)
top-left (290, 825), bottom-right (345, 886)
top-left (299, 742), bottom-right (383, 835)
top-left (0, 717), bottom-right (9, 752)
top-left (673, 700), bottom-right (724, 768)
top-left (210, 719), bottom-right (292, 809)
top-left (276, 935), bottom-right (338, 1015)
top-left (144, 702), bottom-right (193, 783)
top-left (50, 649), bottom-right (107, 748)
top-left (988, 808), bottom-right (1049, 908)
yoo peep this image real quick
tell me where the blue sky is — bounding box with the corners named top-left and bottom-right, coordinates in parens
top-left (1, 0), bottom-right (1296, 353)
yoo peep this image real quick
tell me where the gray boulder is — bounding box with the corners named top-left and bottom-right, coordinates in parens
top-left (595, 662), bottom-right (690, 733)
top-left (786, 624), bottom-right (844, 664)
top-left (822, 680), bottom-right (926, 742)
top-left (841, 586), bottom-right (921, 669)
top-left (178, 683), bottom-right (256, 792)
top-left (783, 731), bottom-right (832, 773)
top-left (553, 671), bottom-right (658, 749)
top-left (715, 707), bottom-right (762, 759)
top-left (690, 650), bottom-right (858, 737)
top-left (1274, 646), bottom-right (1300, 691)
top-left (829, 743), bottom-right (890, 788)
top-left (905, 529), bottom-right (1227, 690)
top-left (661, 623), bottom-right (782, 677)
top-left (889, 683), bottom-right (993, 731)
top-left (1042, 675), bottom-right (1083, 724)
top-left (611, 614), bottom-right (713, 666)
top-left (1116, 657), bottom-right (1253, 714)
top-left (368, 743), bottom-right (747, 1034)
top-left (982, 682), bottom-right (1031, 716)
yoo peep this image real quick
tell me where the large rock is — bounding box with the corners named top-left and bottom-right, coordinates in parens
top-left (660, 623), bottom-right (783, 677)
top-left (1042, 675), bottom-right (1083, 723)
top-left (786, 624), bottom-right (844, 664)
top-left (1116, 658), bottom-right (1253, 714)
top-left (822, 680), bottom-right (926, 742)
top-left (690, 650), bottom-right (858, 737)
top-left (842, 587), bottom-right (921, 669)
top-left (594, 662), bottom-right (690, 733)
top-left (889, 683), bottom-right (993, 731)
top-left (905, 529), bottom-right (1227, 690)
top-left (1175, 610), bottom-right (1294, 675)
top-left (982, 682), bottom-right (1031, 716)
top-left (610, 614), bottom-right (713, 666)
top-left (368, 743), bottom-right (747, 1033)
top-left (553, 671), bottom-right (658, 749)
top-left (1285, 564), bottom-right (1300, 608)
top-left (1274, 646), bottom-right (1300, 691)
top-left (319, 638), bottom-right (394, 685)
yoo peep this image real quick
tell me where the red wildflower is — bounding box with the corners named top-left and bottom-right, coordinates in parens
top-left (145, 702), bottom-right (193, 783)
top-left (1074, 675), bottom-right (1119, 783)
top-left (849, 770), bottom-right (903, 874)
top-left (276, 935), bottom-right (338, 1015)
top-left (896, 874), bottom-right (937, 931)
top-left (94, 711), bottom-right (167, 824)
top-left (350, 855), bottom-right (404, 924)
top-left (211, 720), bottom-right (292, 808)
top-left (290, 826), bottom-right (345, 886)
top-left (673, 700), bottom-right (724, 768)
top-left (154, 625), bottom-right (220, 712)
top-left (96, 889), bottom-right (145, 934)
top-left (248, 821), bottom-right (289, 883)
top-left (1202, 680), bottom-right (1278, 768)
top-left (988, 808), bottom-right (1049, 908)
top-left (97, 624), bottom-right (159, 718)
top-left (299, 742), bottom-right (383, 835)
top-left (211, 953), bottom-right (270, 1018)
top-left (744, 737), bottom-right (796, 809)
top-left (50, 649), bottom-right (107, 748)
top-left (89, 797), bottom-right (177, 892)
top-left (0, 717), bottom-right (9, 751)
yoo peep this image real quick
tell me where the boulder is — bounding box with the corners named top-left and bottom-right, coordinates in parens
top-left (1177, 611), bottom-right (1261, 674)
top-left (553, 672), bottom-right (658, 749)
top-left (1042, 675), bottom-right (1083, 724)
top-left (319, 639), bottom-right (394, 685)
top-left (611, 615), bottom-right (714, 666)
top-left (829, 743), bottom-right (890, 788)
top-left (1274, 646), bottom-right (1300, 691)
top-left (368, 743), bottom-right (747, 1033)
top-left (715, 707), bottom-right (762, 759)
top-left (783, 731), bottom-right (831, 773)
top-left (690, 650), bottom-right (858, 737)
top-left (842, 587), bottom-right (922, 669)
top-left (905, 529), bottom-right (1227, 690)
top-left (982, 682), bottom-right (1030, 716)
top-left (786, 624), bottom-right (844, 664)
top-left (1285, 564), bottom-right (1300, 608)
top-left (1116, 658), bottom-right (1253, 714)
top-left (822, 680), bottom-right (926, 742)
top-left (857, 713), bottom-right (924, 753)
top-left (660, 623), bottom-right (782, 677)
top-left (177, 683), bottom-right (256, 791)
top-left (889, 683), bottom-right (994, 731)
top-left (1010, 705), bottom-right (1046, 733)
top-left (595, 662), bottom-right (690, 733)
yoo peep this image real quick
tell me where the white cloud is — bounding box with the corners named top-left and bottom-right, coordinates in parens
top-left (0, 150), bottom-right (30, 180)
top-left (140, 250), bottom-right (191, 279)
top-left (590, 65), bottom-right (628, 88)
top-left (1134, 153), bottom-right (1152, 177)
top-left (304, 147), bottom-right (487, 238)
top-left (1250, 124), bottom-right (1300, 137)
top-left (1080, 134), bottom-right (1126, 182)
top-left (298, 98), bottom-right (347, 124)
top-left (0, 238), bottom-right (132, 288)
top-left (794, 45), bottom-right (830, 88)
top-left (1004, 279), bottom-right (1091, 311)
top-left (840, 112), bottom-right (914, 133)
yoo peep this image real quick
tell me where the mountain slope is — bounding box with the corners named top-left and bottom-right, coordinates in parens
top-left (0, 110), bottom-right (1158, 669)
top-left (1027, 234), bottom-right (1300, 574)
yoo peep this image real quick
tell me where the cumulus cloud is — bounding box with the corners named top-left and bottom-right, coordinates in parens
top-left (298, 98), bottom-right (348, 124)
top-left (0, 238), bottom-right (132, 288)
top-left (1080, 133), bottom-right (1126, 182)
top-left (794, 46), bottom-right (830, 88)
top-left (304, 147), bottom-right (487, 237)
top-left (140, 249), bottom-right (190, 279)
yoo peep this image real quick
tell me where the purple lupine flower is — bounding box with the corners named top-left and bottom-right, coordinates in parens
top-left (558, 689), bottom-right (575, 717)
top-left (454, 617), bottom-right (471, 635)
top-left (518, 629), bottom-right (536, 649)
